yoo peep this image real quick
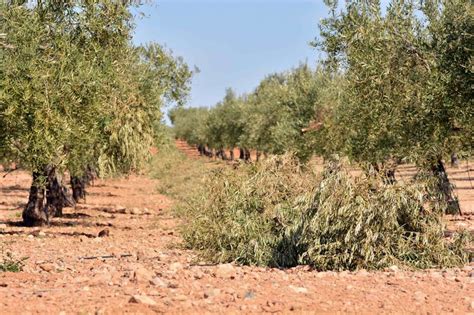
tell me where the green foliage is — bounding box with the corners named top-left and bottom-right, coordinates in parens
top-left (180, 156), bottom-right (470, 269)
top-left (0, 2), bottom-right (193, 181)
top-left (296, 162), bottom-right (470, 270)
top-left (180, 155), bottom-right (317, 266)
top-left (317, 0), bottom-right (473, 165)
top-left (0, 249), bottom-right (28, 272)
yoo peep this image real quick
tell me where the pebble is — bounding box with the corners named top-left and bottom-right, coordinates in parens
top-left (97, 228), bottom-right (109, 237)
top-left (214, 263), bottom-right (235, 278)
top-left (131, 266), bottom-right (155, 284)
top-left (115, 205), bottom-right (127, 213)
top-left (150, 277), bottom-right (168, 288)
top-left (0, 224), bottom-right (7, 230)
top-left (169, 262), bottom-right (183, 273)
top-left (130, 208), bottom-right (141, 215)
top-left (413, 291), bottom-right (427, 303)
top-left (193, 270), bottom-right (205, 280)
top-left (129, 295), bottom-right (157, 306)
top-left (203, 288), bottom-right (221, 299)
top-left (289, 285), bottom-right (308, 294)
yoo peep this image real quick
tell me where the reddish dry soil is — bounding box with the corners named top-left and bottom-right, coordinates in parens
top-left (0, 159), bottom-right (473, 313)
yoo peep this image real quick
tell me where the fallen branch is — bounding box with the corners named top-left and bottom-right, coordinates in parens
top-left (78, 253), bottom-right (133, 260)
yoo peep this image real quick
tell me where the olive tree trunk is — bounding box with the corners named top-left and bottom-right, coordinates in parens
top-left (71, 176), bottom-right (86, 203)
top-left (23, 166), bottom-right (75, 226)
top-left (239, 148), bottom-right (245, 160)
top-left (431, 159), bottom-right (461, 215)
top-left (22, 171), bottom-right (48, 227)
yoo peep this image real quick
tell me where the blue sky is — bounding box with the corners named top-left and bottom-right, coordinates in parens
top-left (131, 1), bottom-right (328, 109)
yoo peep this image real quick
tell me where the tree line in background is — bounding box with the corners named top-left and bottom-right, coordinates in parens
top-left (0, 1), bottom-right (193, 226)
top-left (171, 0), bottom-right (472, 213)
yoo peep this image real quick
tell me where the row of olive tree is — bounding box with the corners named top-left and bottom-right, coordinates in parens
top-left (0, 1), bottom-right (193, 226)
top-left (170, 64), bottom-right (329, 161)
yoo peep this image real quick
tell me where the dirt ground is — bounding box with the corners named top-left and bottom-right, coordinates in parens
top-left (0, 150), bottom-right (473, 314)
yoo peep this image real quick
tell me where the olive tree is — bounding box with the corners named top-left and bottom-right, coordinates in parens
top-left (1, 1), bottom-right (192, 225)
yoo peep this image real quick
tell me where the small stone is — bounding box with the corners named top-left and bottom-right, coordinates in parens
top-left (193, 270), bottom-right (205, 280)
top-left (0, 224), bottom-right (7, 230)
top-left (38, 231), bottom-right (46, 238)
top-left (143, 208), bottom-right (152, 215)
top-left (215, 263), bottom-right (235, 278)
top-left (27, 234), bottom-right (34, 239)
top-left (470, 301), bottom-right (474, 310)
top-left (173, 294), bottom-right (188, 301)
top-left (129, 295), bottom-right (157, 306)
top-left (150, 277), bottom-right (167, 288)
top-left (169, 262), bottom-right (183, 273)
top-left (98, 228), bottom-right (109, 237)
top-left (131, 266), bottom-right (155, 284)
top-left (167, 282), bottom-right (179, 289)
top-left (130, 208), bottom-right (141, 215)
top-left (203, 288), bottom-right (221, 299)
top-left (289, 285), bottom-right (308, 294)
top-left (387, 265), bottom-right (399, 272)
top-left (413, 291), bottom-right (427, 303)
top-left (115, 206), bottom-right (127, 214)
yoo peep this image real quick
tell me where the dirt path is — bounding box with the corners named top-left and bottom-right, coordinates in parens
top-left (0, 168), bottom-right (473, 314)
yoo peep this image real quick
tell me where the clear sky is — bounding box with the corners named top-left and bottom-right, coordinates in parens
top-left (131, 1), bottom-right (328, 109)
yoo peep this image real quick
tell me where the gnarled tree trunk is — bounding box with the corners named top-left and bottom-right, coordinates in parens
top-left (22, 166), bottom-right (75, 226)
top-left (244, 149), bottom-right (251, 162)
top-left (431, 159), bottom-right (461, 215)
top-left (22, 171), bottom-right (48, 227)
top-left (71, 176), bottom-right (86, 203)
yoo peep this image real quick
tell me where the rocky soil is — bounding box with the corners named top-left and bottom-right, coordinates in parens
top-left (0, 161), bottom-right (473, 314)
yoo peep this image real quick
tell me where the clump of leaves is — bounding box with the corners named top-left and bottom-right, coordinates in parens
top-left (181, 156), bottom-right (470, 270)
top-left (296, 161), bottom-right (470, 270)
top-left (0, 249), bottom-right (28, 272)
top-left (180, 154), bottom-right (317, 267)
